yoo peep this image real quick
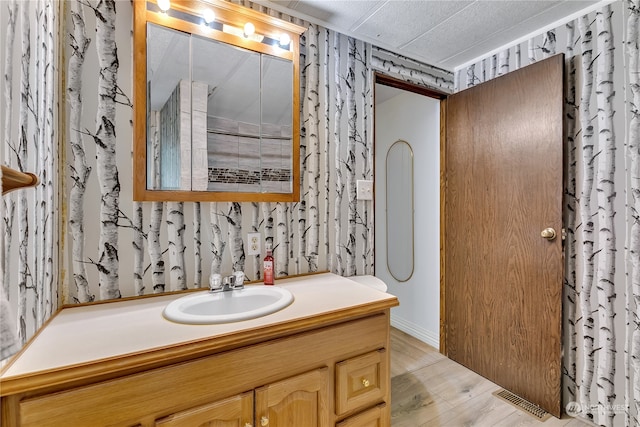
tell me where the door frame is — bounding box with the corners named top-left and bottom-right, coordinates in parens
top-left (377, 57), bottom-right (564, 417)
top-left (373, 73), bottom-right (447, 349)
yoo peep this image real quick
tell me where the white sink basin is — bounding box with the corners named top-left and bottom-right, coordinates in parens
top-left (163, 286), bottom-right (294, 324)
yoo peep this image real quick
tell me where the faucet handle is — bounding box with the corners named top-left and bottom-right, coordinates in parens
top-left (233, 271), bottom-right (245, 289)
top-left (209, 273), bottom-right (222, 291)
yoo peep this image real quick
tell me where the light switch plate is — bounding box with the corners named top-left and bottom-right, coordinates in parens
top-left (356, 180), bottom-right (373, 200)
top-left (247, 232), bottom-right (261, 255)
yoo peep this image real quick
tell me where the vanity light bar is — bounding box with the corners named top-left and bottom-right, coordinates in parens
top-left (146, 1), bottom-right (292, 50)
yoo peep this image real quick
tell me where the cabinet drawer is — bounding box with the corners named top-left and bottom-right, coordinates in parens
top-left (335, 349), bottom-right (387, 415)
top-left (335, 403), bottom-right (387, 427)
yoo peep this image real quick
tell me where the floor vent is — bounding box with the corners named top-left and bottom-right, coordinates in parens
top-left (492, 389), bottom-right (551, 421)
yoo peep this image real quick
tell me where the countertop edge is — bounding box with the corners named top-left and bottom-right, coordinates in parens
top-left (0, 298), bottom-right (398, 396)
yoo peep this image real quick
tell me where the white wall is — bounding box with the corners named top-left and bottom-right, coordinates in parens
top-left (374, 85), bottom-right (440, 348)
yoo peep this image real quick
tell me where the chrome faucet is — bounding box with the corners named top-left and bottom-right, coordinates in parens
top-left (209, 272), bottom-right (245, 293)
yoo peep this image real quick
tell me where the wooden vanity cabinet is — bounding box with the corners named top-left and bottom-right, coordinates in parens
top-left (2, 311), bottom-right (392, 427)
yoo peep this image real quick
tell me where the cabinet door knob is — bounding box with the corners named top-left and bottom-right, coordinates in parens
top-left (261, 416), bottom-right (269, 426)
top-left (362, 378), bottom-right (370, 387)
top-left (245, 424), bottom-right (253, 427)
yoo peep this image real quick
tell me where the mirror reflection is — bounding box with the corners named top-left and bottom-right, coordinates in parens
top-left (134, 0), bottom-right (304, 201)
top-left (146, 24), bottom-right (293, 194)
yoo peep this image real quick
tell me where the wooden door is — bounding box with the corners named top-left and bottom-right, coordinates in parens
top-left (255, 367), bottom-right (330, 427)
top-left (443, 54), bottom-right (564, 417)
top-left (155, 391), bottom-right (253, 427)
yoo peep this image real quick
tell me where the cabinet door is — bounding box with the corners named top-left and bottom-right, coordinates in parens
top-left (155, 391), bottom-right (253, 427)
top-left (255, 367), bottom-right (330, 427)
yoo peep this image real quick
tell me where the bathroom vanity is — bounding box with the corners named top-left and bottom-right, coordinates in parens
top-left (0, 273), bottom-right (398, 426)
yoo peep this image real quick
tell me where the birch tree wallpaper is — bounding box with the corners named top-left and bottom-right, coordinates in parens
top-left (1, 0), bottom-right (58, 351)
top-left (1, 0), bottom-right (639, 426)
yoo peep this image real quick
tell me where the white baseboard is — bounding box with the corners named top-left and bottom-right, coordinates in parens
top-left (390, 315), bottom-right (439, 349)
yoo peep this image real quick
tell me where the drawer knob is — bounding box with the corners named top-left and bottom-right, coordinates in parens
top-left (261, 416), bottom-right (269, 426)
top-left (362, 378), bottom-right (371, 387)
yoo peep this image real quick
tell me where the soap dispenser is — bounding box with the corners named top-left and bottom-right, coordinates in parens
top-left (263, 243), bottom-right (274, 285)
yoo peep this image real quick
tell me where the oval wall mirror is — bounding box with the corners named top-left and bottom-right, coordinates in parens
top-left (386, 140), bottom-right (414, 282)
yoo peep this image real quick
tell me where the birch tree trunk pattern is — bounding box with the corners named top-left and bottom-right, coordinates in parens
top-left (360, 43), bottom-right (373, 275)
top-left (276, 203), bottom-right (288, 276)
top-left (17, 0), bottom-right (31, 344)
top-left (167, 202), bottom-right (187, 291)
top-left (333, 31), bottom-right (345, 275)
top-left (297, 30), bottom-right (307, 277)
top-left (132, 202), bottom-right (145, 295)
top-left (148, 201), bottom-right (165, 293)
top-left (594, 7), bottom-right (616, 425)
top-left (306, 24), bottom-right (320, 272)
top-left (497, 50), bottom-right (509, 75)
top-left (260, 202), bottom-right (272, 278)
top-left (34, 0), bottom-right (44, 326)
top-left (542, 30), bottom-right (557, 57)
top-left (346, 38), bottom-right (357, 277)
top-left (627, 2), bottom-right (640, 424)
top-left (68, 0), bottom-right (93, 303)
top-left (43, 0), bottom-right (56, 321)
top-left (564, 18), bottom-right (578, 401)
top-left (323, 28), bottom-right (331, 275)
top-left (210, 202), bottom-right (225, 275)
top-left (578, 15), bottom-right (597, 420)
top-left (3, 0), bottom-right (18, 299)
top-left (227, 202), bottom-right (245, 273)
top-left (528, 38), bottom-right (537, 63)
top-left (193, 202), bottom-right (201, 287)
top-left (93, 0), bottom-right (120, 300)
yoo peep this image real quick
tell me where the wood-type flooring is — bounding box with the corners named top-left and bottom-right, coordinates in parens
top-left (390, 328), bottom-right (595, 427)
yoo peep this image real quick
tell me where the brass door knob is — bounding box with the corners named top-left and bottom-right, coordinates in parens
top-left (541, 227), bottom-right (557, 240)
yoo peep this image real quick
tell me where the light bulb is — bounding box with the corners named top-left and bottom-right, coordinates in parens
top-left (157, 0), bottom-right (170, 12)
top-left (244, 22), bottom-right (255, 37)
top-left (203, 9), bottom-right (215, 24)
top-left (279, 33), bottom-right (291, 47)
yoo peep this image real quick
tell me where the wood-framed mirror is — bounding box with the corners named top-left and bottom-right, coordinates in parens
top-left (133, 0), bottom-right (305, 202)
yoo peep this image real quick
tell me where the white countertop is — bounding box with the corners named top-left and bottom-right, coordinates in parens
top-left (1, 273), bottom-right (397, 381)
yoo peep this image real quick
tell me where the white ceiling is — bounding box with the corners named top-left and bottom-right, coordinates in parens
top-left (256, 0), bottom-right (605, 71)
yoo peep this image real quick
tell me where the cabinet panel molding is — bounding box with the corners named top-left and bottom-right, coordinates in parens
top-left (155, 390), bottom-right (253, 427)
top-left (256, 367), bottom-right (330, 427)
